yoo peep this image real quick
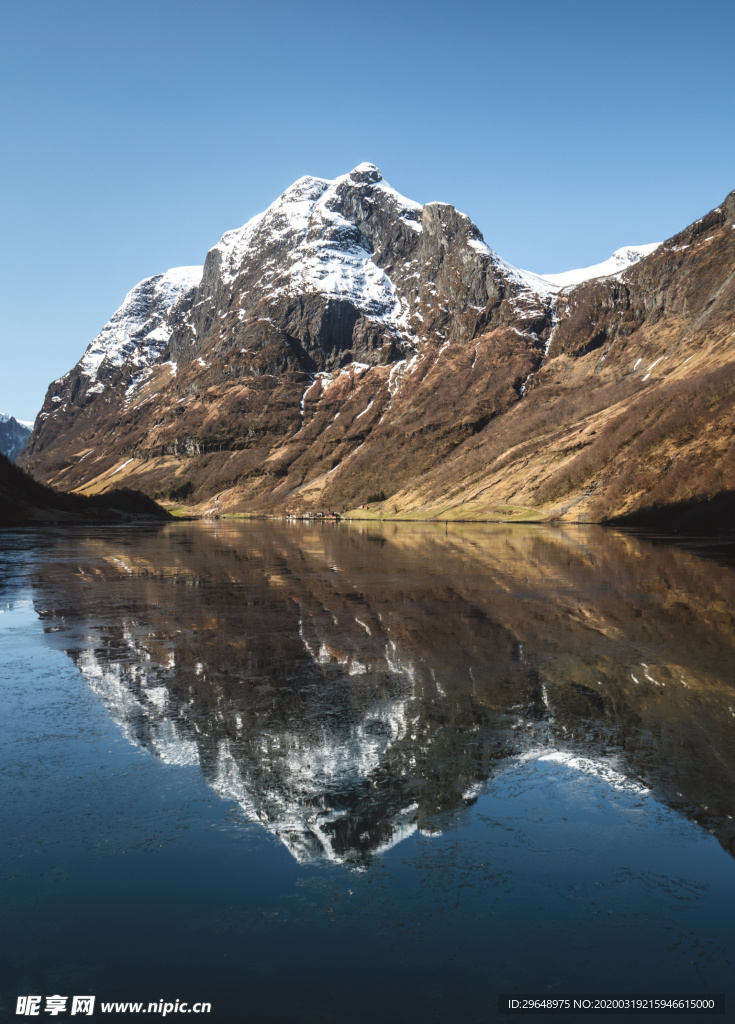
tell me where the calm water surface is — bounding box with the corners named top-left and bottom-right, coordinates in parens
top-left (1, 521), bottom-right (735, 1022)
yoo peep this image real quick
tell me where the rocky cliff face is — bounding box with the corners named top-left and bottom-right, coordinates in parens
top-left (20, 165), bottom-right (735, 527)
top-left (0, 414), bottom-right (32, 462)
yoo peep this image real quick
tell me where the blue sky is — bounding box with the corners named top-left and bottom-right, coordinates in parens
top-left (2, 0), bottom-right (734, 422)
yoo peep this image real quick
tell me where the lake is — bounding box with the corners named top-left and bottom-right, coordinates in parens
top-left (1, 521), bottom-right (734, 1022)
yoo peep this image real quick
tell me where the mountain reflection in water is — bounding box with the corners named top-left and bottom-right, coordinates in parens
top-left (33, 521), bottom-right (735, 866)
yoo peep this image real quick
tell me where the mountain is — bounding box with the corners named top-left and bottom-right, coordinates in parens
top-left (75, 265), bottom-right (203, 389)
top-left (0, 414), bottom-right (33, 462)
top-left (20, 165), bottom-right (735, 529)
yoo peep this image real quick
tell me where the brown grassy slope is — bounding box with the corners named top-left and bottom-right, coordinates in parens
top-left (365, 193), bottom-right (735, 525)
top-left (21, 324), bottom-right (538, 514)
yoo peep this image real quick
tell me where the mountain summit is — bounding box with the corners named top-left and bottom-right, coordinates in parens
top-left (21, 168), bottom-right (735, 529)
top-left (159, 162), bottom-right (558, 375)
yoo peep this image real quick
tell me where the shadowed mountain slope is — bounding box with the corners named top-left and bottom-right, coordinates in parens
top-left (0, 453), bottom-right (170, 526)
top-left (0, 414), bottom-right (32, 462)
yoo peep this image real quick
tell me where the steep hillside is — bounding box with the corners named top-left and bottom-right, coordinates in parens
top-left (20, 166), bottom-right (735, 528)
top-left (0, 453), bottom-right (170, 526)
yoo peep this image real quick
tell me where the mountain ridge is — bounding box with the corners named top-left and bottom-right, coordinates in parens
top-left (19, 166), bottom-right (735, 530)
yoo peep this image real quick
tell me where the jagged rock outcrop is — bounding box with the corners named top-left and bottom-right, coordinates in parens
top-left (20, 165), bottom-right (735, 528)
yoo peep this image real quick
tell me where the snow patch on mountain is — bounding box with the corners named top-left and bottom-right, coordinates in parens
top-left (212, 176), bottom-right (328, 286)
top-left (210, 165), bottom-right (427, 329)
top-left (539, 244), bottom-right (661, 289)
top-left (79, 266), bottom-right (202, 386)
top-left (289, 196), bottom-right (401, 319)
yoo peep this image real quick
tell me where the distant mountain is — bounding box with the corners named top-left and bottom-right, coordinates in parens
top-left (539, 243), bottom-right (662, 288)
top-left (0, 414), bottom-right (33, 462)
top-left (20, 165), bottom-right (735, 530)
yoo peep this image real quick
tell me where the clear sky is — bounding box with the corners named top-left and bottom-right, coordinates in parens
top-left (2, 0), bottom-right (734, 422)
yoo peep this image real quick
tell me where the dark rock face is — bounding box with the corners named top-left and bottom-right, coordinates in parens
top-left (551, 191), bottom-right (735, 361)
top-left (0, 416), bottom-right (31, 462)
top-left (19, 169), bottom-right (735, 528)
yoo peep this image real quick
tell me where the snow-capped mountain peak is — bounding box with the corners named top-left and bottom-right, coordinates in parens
top-left (210, 164), bottom-right (424, 322)
top-left (34, 164), bottom-right (562, 433)
top-left (0, 412), bottom-right (33, 428)
top-left (188, 162), bottom-right (550, 364)
top-left (347, 161), bottom-right (383, 183)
